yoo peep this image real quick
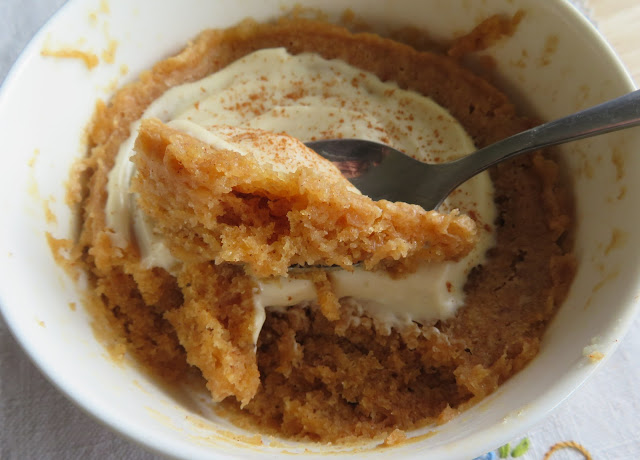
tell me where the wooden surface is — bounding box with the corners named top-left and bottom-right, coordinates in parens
top-left (592, 0), bottom-right (640, 84)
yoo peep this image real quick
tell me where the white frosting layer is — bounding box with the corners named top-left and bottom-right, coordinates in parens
top-left (106, 48), bottom-right (496, 326)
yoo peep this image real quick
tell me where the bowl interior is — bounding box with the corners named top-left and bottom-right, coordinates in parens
top-left (1, 0), bottom-right (639, 458)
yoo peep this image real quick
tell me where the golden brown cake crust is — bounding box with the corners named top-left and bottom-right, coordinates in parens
top-left (70, 17), bottom-right (575, 443)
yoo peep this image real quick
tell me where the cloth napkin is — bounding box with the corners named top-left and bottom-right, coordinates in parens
top-left (1, 0), bottom-right (639, 458)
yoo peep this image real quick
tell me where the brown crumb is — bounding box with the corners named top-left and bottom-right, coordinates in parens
top-left (436, 405), bottom-right (460, 425)
top-left (41, 48), bottom-right (99, 70)
top-left (447, 11), bottom-right (525, 59)
top-left (381, 429), bottom-right (407, 447)
top-left (44, 200), bottom-right (57, 225)
top-left (45, 233), bottom-right (78, 279)
top-left (538, 35), bottom-right (559, 67)
top-left (587, 351), bottom-right (604, 362)
top-left (102, 39), bottom-right (118, 64)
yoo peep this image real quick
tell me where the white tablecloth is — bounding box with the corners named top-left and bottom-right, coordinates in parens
top-left (1, 1), bottom-right (639, 458)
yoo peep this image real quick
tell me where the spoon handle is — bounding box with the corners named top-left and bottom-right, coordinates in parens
top-left (452, 88), bottom-right (640, 181)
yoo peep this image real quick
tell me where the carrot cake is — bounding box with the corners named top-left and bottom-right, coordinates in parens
top-left (69, 17), bottom-right (575, 443)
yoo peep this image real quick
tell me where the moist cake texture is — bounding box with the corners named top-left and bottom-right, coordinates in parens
top-left (131, 118), bottom-right (477, 408)
top-left (131, 119), bottom-right (477, 277)
top-left (69, 17), bottom-right (575, 443)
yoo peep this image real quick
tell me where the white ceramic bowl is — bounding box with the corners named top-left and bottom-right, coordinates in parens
top-left (1, 0), bottom-right (639, 458)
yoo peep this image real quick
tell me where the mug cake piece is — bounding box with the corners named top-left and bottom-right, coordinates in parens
top-left (131, 118), bottom-right (477, 277)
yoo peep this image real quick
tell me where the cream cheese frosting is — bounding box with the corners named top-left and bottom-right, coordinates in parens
top-left (106, 48), bottom-right (496, 326)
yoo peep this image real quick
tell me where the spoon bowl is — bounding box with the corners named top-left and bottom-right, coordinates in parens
top-left (307, 89), bottom-right (640, 210)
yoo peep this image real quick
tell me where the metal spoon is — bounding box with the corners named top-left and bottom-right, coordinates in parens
top-left (305, 89), bottom-right (640, 211)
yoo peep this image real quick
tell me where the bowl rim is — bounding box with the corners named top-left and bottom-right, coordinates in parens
top-left (0, 0), bottom-right (638, 458)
